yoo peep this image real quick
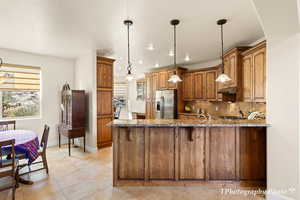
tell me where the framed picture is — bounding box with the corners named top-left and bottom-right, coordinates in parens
top-left (136, 79), bottom-right (146, 101)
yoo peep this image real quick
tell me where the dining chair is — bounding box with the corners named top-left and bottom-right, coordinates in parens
top-left (0, 139), bottom-right (17, 200)
top-left (0, 121), bottom-right (16, 132)
top-left (19, 125), bottom-right (50, 175)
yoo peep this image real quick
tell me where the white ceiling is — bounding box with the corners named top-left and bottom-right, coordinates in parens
top-left (0, 0), bottom-right (264, 78)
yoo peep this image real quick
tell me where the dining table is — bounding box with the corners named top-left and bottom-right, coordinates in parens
top-left (0, 129), bottom-right (40, 185)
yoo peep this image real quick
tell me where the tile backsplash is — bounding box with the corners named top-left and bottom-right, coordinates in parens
top-left (184, 101), bottom-right (266, 119)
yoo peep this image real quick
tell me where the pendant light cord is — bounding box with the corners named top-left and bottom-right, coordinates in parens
top-left (174, 24), bottom-right (177, 67)
top-left (127, 23), bottom-right (131, 73)
top-left (221, 24), bottom-right (224, 73)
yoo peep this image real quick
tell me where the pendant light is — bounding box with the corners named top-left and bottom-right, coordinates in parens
top-left (124, 19), bottom-right (134, 82)
top-left (168, 19), bottom-right (182, 83)
top-left (215, 19), bottom-right (231, 83)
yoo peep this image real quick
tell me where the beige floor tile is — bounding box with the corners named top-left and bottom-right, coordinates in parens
top-left (0, 146), bottom-right (265, 200)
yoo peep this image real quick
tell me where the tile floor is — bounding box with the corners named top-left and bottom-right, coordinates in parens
top-left (0, 145), bottom-right (265, 200)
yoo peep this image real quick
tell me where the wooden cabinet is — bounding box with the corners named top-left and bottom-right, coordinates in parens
top-left (158, 71), bottom-right (168, 90)
top-left (205, 70), bottom-right (217, 100)
top-left (240, 127), bottom-right (266, 180)
top-left (179, 128), bottom-right (205, 180)
top-left (145, 67), bottom-right (186, 119)
top-left (183, 68), bottom-right (218, 101)
top-left (97, 57), bottom-right (114, 148)
top-left (149, 128), bottom-right (175, 180)
top-left (97, 116), bottom-right (113, 148)
top-left (193, 72), bottom-right (205, 100)
top-left (242, 42), bottom-right (266, 102)
top-left (209, 128), bottom-right (237, 180)
top-left (113, 126), bottom-right (266, 186)
top-left (183, 73), bottom-right (194, 100)
top-left (97, 62), bottom-right (113, 88)
top-left (118, 128), bottom-right (145, 179)
top-left (152, 72), bottom-right (159, 100)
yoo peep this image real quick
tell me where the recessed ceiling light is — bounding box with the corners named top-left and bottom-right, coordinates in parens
top-left (138, 60), bottom-right (143, 64)
top-left (155, 63), bottom-right (159, 68)
top-left (147, 43), bottom-right (154, 51)
top-left (184, 54), bottom-right (190, 62)
top-left (168, 50), bottom-right (174, 57)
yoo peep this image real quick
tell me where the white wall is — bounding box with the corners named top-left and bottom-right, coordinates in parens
top-left (252, 0), bottom-right (300, 199)
top-left (0, 48), bottom-right (75, 147)
top-left (74, 50), bottom-right (97, 153)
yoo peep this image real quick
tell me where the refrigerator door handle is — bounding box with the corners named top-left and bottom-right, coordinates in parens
top-left (161, 96), bottom-right (165, 119)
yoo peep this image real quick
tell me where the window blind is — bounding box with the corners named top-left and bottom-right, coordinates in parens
top-left (0, 63), bottom-right (41, 91)
top-left (113, 83), bottom-right (128, 98)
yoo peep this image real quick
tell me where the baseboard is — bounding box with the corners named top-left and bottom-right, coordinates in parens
top-left (85, 145), bottom-right (98, 153)
top-left (267, 193), bottom-right (296, 200)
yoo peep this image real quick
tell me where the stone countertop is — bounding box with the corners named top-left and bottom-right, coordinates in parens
top-left (108, 119), bottom-right (271, 127)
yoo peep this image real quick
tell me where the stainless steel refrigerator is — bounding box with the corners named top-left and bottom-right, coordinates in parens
top-left (155, 90), bottom-right (177, 119)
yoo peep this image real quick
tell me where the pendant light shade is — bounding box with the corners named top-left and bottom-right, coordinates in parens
top-left (124, 20), bottom-right (134, 82)
top-left (168, 19), bottom-right (182, 83)
top-left (215, 19), bottom-right (231, 83)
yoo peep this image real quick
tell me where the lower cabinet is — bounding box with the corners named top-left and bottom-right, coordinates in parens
top-left (179, 128), bottom-right (205, 180)
top-left (118, 128), bottom-right (145, 179)
top-left (114, 127), bottom-right (266, 184)
top-left (97, 116), bottom-right (113, 148)
top-left (208, 128), bottom-right (237, 180)
top-left (240, 127), bottom-right (266, 180)
top-left (149, 128), bottom-right (175, 180)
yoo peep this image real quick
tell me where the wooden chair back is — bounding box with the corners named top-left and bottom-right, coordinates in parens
top-left (0, 121), bottom-right (16, 131)
top-left (41, 125), bottom-right (50, 153)
top-left (0, 139), bottom-right (15, 178)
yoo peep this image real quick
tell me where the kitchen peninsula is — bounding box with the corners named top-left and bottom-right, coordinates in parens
top-left (110, 119), bottom-right (270, 187)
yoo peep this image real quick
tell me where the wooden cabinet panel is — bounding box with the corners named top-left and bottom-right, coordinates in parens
top-left (167, 71), bottom-right (177, 89)
top-left (152, 73), bottom-right (159, 100)
top-left (253, 48), bottom-right (266, 102)
top-left (97, 63), bottom-right (113, 88)
top-left (159, 71), bottom-right (168, 90)
top-left (146, 74), bottom-right (152, 100)
top-left (149, 128), bottom-right (175, 179)
top-left (146, 101), bottom-right (151, 119)
top-left (118, 128), bottom-right (145, 179)
top-left (240, 128), bottom-right (266, 180)
top-left (179, 128), bottom-right (205, 179)
top-left (209, 128), bottom-right (236, 180)
top-left (205, 70), bottom-right (217, 100)
top-left (242, 43), bottom-right (266, 103)
top-left (229, 54), bottom-right (237, 86)
top-left (242, 55), bottom-right (253, 102)
top-left (97, 57), bottom-right (114, 148)
top-left (97, 90), bottom-right (112, 116)
top-left (193, 72), bottom-right (205, 99)
top-left (97, 117), bottom-right (112, 146)
top-left (183, 73), bottom-right (193, 100)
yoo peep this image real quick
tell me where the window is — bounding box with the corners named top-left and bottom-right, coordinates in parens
top-left (0, 63), bottom-right (41, 119)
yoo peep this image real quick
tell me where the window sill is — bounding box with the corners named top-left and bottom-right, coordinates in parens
top-left (0, 116), bottom-right (41, 121)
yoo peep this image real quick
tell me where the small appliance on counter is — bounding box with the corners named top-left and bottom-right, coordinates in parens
top-left (155, 90), bottom-right (177, 119)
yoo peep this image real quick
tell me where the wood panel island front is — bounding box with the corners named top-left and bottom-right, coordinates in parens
top-left (109, 119), bottom-right (270, 187)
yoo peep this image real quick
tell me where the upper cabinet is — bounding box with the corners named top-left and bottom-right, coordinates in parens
top-left (183, 73), bottom-right (194, 100)
top-left (205, 70), bottom-right (218, 100)
top-left (242, 41), bottom-right (266, 102)
top-left (183, 68), bottom-right (218, 101)
top-left (193, 72), bottom-right (205, 100)
top-left (158, 71), bottom-right (168, 90)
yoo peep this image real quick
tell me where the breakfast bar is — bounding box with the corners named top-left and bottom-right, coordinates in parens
top-left (110, 119), bottom-right (270, 187)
